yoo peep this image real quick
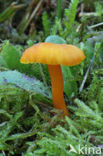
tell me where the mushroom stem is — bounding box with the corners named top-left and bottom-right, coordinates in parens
top-left (48, 65), bottom-right (70, 117)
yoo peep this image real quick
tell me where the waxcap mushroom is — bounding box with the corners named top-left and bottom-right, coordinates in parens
top-left (20, 42), bottom-right (85, 117)
top-left (20, 42), bottom-right (85, 65)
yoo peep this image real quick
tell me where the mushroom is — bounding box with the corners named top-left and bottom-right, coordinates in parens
top-left (20, 42), bottom-right (85, 117)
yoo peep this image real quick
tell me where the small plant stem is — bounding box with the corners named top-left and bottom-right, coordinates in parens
top-left (40, 64), bottom-right (48, 87)
top-left (57, 0), bottom-right (62, 19)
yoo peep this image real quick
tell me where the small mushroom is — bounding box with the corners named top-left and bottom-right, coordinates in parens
top-left (20, 42), bottom-right (85, 117)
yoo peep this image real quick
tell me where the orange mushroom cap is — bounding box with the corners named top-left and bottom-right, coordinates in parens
top-left (20, 42), bottom-right (85, 66)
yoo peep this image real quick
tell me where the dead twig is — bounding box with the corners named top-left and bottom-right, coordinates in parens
top-left (25, 0), bottom-right (44, 30)
top-left (79, 54), bottom-right (95, 93)
top-left (88, 22), bottom-right (103, 29)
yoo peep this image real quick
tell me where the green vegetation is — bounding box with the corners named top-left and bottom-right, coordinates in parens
top-left (0, 0), bottom-right (103, 155)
